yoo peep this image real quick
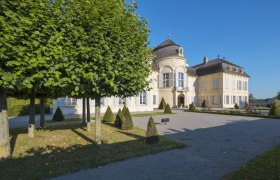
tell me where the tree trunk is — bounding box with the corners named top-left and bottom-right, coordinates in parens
top-left (82, 97), bottom-right (86, 126)
top-left (95, 97), bottom-right (101, 145)
top-left (0, 88), bottom-right (11, 160)
top-left (86, 97), bottom-right (91, 132)
top-left (28, 91), bottom-right (36, 137)
top-left (39, 97), bottom-right (45, 129)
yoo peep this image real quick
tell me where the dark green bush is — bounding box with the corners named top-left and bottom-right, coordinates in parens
top-left (189, 102), bottom-right (196, 111)
top-left (122, 107), bottom-right (133, 130)
top-left (244, 102), bottom-right (249, 109)
top-left (114, 109), bottom-right (125, 128)
top-left (267, 103), bottom-right (272, 108)
top-left (269, 101), bottom-right (280, 116)
top-left (164, 103), bottom-right (172, 113)
top-left (201, 99), bottom-right (206, 108)
top-left (146, 117), bottom-right (159, 144)
top-left (234, 103), bottom-right (239, 109)
top-left (103, 106), bottom-right (114, 123)
top-left (158, 98), bottom-right (166, 109)
top-left (52, 107), bottom-right (65, 121)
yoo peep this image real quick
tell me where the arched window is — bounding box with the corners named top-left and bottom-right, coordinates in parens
top-left (178, 47), bottom-right (184, 56)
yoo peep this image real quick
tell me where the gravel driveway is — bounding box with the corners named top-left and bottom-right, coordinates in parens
top-left (47, 111), bottom-right (279, 179)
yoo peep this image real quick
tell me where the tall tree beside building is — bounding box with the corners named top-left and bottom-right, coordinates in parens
top-left (0, 0), bottom-right (70, 137)
top-left (64, 0), bottom-right (152, 144)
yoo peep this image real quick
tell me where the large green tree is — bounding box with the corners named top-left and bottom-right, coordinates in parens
top-left (0, 0), bottom-right (70, 137)
top-left (63, 0), bottom-right (152, 144)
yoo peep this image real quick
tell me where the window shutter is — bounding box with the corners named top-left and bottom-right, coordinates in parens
top-left (175, 72), bottom-right (179, 88)
top-left (126, 97), bottom-right (131, 106)
top-left (146, 92), bottom-right (150, 106)
top-left (169, 72), bottom-right (173, 87)
top-left (135, 96), bottom-right (140, 105)
top-left (114, 97), bottom-right (119, 106)
top-left (159, 73), bottom-right (163, 88)
top-left (184, 73), bottom-right (188, 89)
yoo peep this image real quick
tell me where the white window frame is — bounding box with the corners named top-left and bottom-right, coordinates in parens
top-left (178, 72), bottom-right (184, 87)
top-left (139, 92), bottom-right (146, 105)
top-left (163, 73), bottom-right (170, 88)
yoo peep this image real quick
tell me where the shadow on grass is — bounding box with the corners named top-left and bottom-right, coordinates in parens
top-left (3, 123), bottom-right (184, 180)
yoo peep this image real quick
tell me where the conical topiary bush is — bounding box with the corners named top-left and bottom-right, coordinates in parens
top-left (164, 103), bottom-right (172, 113)
top-left (114, 109), bottom-right (125, 128)
top-left (158, 98), bottom-right (166, 109)
top-left (269, 101), bottom-right (280, 116)
top-left (234, 103), bottom-right (239, 109)
top-left (146, 117), bottom-right (159, 144)
top-left (123, 107), bottom-right (133, 130)
top-left (52, 107), bottom-right (65, 121)
top-left (103, 106), bottom-right (114, 123)
top-left (201, 99), bottom-right (206, 108)
top-left (122, 105), bottom-right (127, 114)
top-left (189, 102), bottom-right (196, 111)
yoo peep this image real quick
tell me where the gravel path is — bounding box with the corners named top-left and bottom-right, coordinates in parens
top-left (50, 110), bottom-right (280, 180)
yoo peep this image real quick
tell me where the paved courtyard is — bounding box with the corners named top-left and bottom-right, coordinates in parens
top-left (51, 110), bottom-right (280, 180)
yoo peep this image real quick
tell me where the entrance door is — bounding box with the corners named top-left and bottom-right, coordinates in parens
top-left (178, 94), bottom-right (185, 107)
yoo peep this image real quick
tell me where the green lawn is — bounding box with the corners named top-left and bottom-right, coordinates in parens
top-left (0, 123), bottom-right (185, 179)
top-left (224, 145), bottom-right (280, 180)
top-left (46, 112), bottom-right (172, 123)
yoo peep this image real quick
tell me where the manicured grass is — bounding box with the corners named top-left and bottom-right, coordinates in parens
top-left (0, 123), bottom-right (185, 179)
top-left (223, 145), bottom-right (280, 179)
top-left (186, 110), bottom-right (280, 119)
top-left (46, 112), bottom-right (172, 123)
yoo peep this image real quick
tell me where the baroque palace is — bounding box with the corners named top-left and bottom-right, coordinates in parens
top-left (53, 39), bottom-right (249, 114)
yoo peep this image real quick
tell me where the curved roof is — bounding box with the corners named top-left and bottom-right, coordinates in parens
top-left (153, 39), bottom-right (182, 60)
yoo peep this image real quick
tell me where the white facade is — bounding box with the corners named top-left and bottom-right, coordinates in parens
top-left (53, 39), bottom-right (249, 115)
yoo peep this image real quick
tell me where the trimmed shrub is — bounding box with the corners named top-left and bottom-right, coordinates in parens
top-left (244, 102), bottom-right (249, 109)
top-left (114, 109), bottom-right (125, 128)
top-left (201, 99), bottom-right (206, 108)
top-left (146, 117), bottom-right (159, 144)
top-left (122, 108), bottom-right (134, 130)
top-left (234, 103), bottom-right (239, 109)
top-left (52, 107), bottom-right (65, 121)
top-left (158, 98), bottom-right (166, 109)
top-left (266, 103), bottom-right (272, 108)
top-left (122, 105), bottom-right (127, 114)
top-left (189, 102), bottom-right (196, 111)
top-left (269, 101), bottom-right (280, 116)
top-left (164, 103), bottom-right (172, 113)
top-left (103, 106), bottom-right (114, 122)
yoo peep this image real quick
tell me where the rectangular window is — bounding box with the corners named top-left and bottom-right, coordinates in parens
top-left (218, 96), bottom-right (222, 105)
top-left (100, 98), bottom-right (104, 106)
top-left (238, 81), bottom-right (242, 90)
top-left (119, 97), bottom-right (125, 105)
top-left (178, 72), bottom-right (184, 87)
top-left (233, 96), bottom-right (236, 104)
top-left (245, 96), bottom-right (247, 103)
top-left (163, 73), bottom-right (170, 87)
top-left (213, 79), bottom-right (219, 89)
top-left (153, 95), bottom-right (156, 105)
top-left (239, 96), bottom-right (242, 104)
top-left (64, 97), bottom-right (77, 106)
top-left (244, 81), bottom-right (248, 91)
top-left (140, 92), bottom-right (146, 105)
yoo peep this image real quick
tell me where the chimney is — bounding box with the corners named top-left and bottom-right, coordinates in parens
top-left (204, 56), bottom-right (209, 64)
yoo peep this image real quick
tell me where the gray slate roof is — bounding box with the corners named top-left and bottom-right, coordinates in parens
top-left (153, 39), bottom-right (181, 60)
top-left (188, 58), bottom-right (250, 78)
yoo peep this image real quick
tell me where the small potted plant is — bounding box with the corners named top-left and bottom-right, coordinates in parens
top-left (179, 103), bottom-right (183, 108)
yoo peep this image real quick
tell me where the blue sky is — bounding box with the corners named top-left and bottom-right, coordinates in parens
top-left (132, 0), bottom-right (280, 99)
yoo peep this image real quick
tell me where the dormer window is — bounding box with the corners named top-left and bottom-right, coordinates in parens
top-left (178, 47), bottom-right (183, 56)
